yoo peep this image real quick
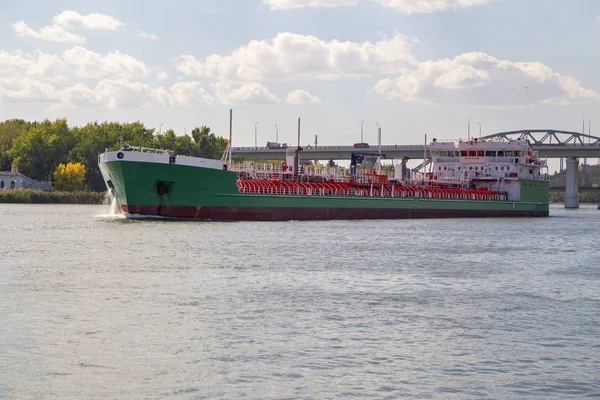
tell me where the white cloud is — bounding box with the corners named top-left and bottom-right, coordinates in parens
top-left (373, 0), bottom-right (498, 13)
top-left (176, 32), bottom-right (417, 81)
top-left (59, 79), bottom-right (171, 108)
top-left (1, 76), bottom-right (214, 108)
top-left (286, 89), bottom-right (321, 104)
top-left (170, 81), bottom-right (214, 105)
top-left (62, 47), bottom-right (149, 79)
top-left (0, 49), bottom-right (66, 81)
top-left (0, 47), bottom-right (148, 81)
top-left (264, 0), bottom-right (498, 13)
top-left (0, 78), bottom-right (58, 102)
top-left (156, 71), bottom-right (170, 80)
top-left (373, 52), bottom-right (600, 106)
top-left (214, 81), bottom-right (280, 104)
top-left (11, 11), bottom-right (124, 44)
top-left (176, 55), bottom-right (204, 76)
top-left (52, 10), bottom-right (125, 31)
top-left (265, 0), bottom-right (358, 9)
top-left (140, 31), bottom-right (158, 40)
top-left (12, 21), bottom-right (85, 44)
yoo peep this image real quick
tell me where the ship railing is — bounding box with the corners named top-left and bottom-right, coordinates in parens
top-left (231, 162), bottom-right (349, 176)
top-left (120, 144), bottom-right (171, 154)
top-left (236, 179), bottom-right (512, 202)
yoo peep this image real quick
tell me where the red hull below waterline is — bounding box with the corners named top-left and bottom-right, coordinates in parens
top-left (122, 205), bottom-right (549, 221)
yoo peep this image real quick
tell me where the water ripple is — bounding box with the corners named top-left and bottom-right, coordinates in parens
top-left (0, 204), bottom-right (599, 399)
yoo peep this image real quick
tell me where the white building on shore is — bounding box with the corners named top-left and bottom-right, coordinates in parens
top-left (0, 171), bottom-right (52, 191)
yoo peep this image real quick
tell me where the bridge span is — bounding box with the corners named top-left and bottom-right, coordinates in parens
top-left (230, 129), bottom-right (600, 209)
top-left (232, 143), bottom-right (600, 161)
top-left (231, 129), bottom-right (600, 160)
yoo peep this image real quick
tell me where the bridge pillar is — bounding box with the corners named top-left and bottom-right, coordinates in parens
top-left (564, 157), bottom-right (579, 209)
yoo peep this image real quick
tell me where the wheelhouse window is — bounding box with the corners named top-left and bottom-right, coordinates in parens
top-left (476, 150), bottom-right (484, 157)
top-left (461, 150), bottom-right (468, 157)
top-left (497, 151), bottom-right (505, 157)
top-left (485, 150), bottom-right (495, 157)
top-left (468, 150), bottom-right (476, 157)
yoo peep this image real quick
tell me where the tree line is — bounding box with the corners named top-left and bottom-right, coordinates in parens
top-left (0, 119), bottom-right (228, 192)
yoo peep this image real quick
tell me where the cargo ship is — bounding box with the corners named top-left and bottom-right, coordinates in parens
top-left (99, 119), bottom-right (549, 220)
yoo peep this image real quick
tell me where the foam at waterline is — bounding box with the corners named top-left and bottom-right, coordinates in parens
top-left (95, 190), bottom-right (124, 218)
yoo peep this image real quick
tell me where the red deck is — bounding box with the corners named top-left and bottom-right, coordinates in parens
top-left (236, 179), bottom-right (501, 201)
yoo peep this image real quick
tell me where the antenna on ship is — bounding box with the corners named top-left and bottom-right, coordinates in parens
top-left (376, 123), bottom-right (382, 174)
top-left (222, 109), bottom-right (233, 169)
top-left (423, 134), bottom-right (427, 177)
top-left (228, 108), bottom-right (233, 170)
top-left (294, 117), bottom-right (302, 179)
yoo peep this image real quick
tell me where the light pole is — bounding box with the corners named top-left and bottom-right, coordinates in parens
top-left (588, 119), bottom-right (591, 144)
top-left (467, 119), bottom-right (471, 140)
top-left (478, 122), bottom-right (482, 138)
top-left (159, 123), bottom-right (164, 135)
top-left (361, 120), bottom-right (364, 143)
top-left (275, 124), bottom-right (279, 143)
top-left (255, 122), bottom-right (259, 149)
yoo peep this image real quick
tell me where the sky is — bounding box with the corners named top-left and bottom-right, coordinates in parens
top-left (1, 0), bottom-right (600, 151)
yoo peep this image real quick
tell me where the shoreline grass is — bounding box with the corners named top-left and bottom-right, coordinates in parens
top-left (0, 189), bottom-right (106, 204)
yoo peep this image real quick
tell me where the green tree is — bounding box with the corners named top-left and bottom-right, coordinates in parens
top-left (0, 119), bottom-right (30, 171)
top-left (174, 134), bottom-right (196, 156)
top-left (9, 119), bottom-right (75, 181)
top-left (153, 129), bottom-right (177, 151)
top-left (191, 126), bottom-right (228, 159)
top-left (121, 122), bottom-right (155, 147)
top-left (69, 122), bottom-right (122, 191)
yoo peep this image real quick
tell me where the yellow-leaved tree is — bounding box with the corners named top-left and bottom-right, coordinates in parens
top-left (53, 162), bottom-right (87, 191)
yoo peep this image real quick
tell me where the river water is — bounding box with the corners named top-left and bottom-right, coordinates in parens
top-left (0, 204), bottom-right (599, 399)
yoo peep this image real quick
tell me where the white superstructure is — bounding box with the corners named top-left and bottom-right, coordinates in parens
top-left (427, 138), bottom-right (548, 200)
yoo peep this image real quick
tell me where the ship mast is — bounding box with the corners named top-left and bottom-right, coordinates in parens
top-left (228, 109), bottom-right (233, 170)
top-left (222, 109), bottom-right (234, 168)
top-left (376, 125), bottom-right (382, 174)
top-left (294, 117), bottom-right (302, 179)
top-left (423, 134), bottom-right (427, 176)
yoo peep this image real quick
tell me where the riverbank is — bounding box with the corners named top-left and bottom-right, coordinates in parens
top-left (0, 189), bottom-right (105, 204)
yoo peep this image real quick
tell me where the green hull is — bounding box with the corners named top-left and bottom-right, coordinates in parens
top-left (99, 157), bottom-right (549, 220)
